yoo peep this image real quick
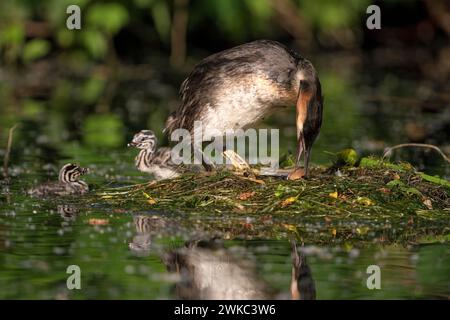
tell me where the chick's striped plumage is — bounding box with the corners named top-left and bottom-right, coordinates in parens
top-left (130, 130), bottom-right (180, 180)
top-left (28, 163), bottom-right (89, 197)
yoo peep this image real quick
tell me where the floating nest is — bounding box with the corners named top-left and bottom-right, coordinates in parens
top-left (93, 157), bottom-right (449, 245)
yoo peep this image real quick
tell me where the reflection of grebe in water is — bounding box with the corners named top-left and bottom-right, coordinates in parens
top-left (162, 238), bottom-right (271, 299)
top-left (57, 205), bottom-right (79, 221)
top-left (129, 215), bottom-right (168, 254)
top-left (291, 241), bottom-right (316, 300)
top-left (162, 238), bottom-right (316, 300)
top-left (129, 215), bottom-right (316, 299)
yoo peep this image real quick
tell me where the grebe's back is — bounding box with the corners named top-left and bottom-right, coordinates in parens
top-left (165, 40), bottom-right (318, 136)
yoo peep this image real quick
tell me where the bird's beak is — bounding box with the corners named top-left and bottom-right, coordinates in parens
top-left (295, 81), bottom-right (313, 175)
top-left (293, 77), bottom-right (323, 178)
top-left (290, 239), bottom-right (316, 300)
top-left (127, 142), bottom-right (136, 147)
top-left (295, 131), bottom-right (304, 168)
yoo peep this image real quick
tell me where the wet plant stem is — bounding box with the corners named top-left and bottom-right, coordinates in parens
top-left (2, 124), bottom-right (19, 179)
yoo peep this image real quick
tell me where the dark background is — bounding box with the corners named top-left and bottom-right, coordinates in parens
top-left (0, 0), bottom-right (449, 174)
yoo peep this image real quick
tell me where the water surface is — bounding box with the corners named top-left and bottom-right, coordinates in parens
top-left (0, 53), bottom-right (449, 300)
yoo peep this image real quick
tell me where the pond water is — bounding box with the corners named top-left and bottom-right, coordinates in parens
top-left (1, 187), bottom-right (449, 299)
top-left (0, 52), bottom-right (449, 299)
top-left (0, 146), bottom-right (449, 299)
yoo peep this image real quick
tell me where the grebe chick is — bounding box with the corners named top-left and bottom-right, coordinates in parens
top-left (28, 163), bottom-right (89, 197)
top-left (128, 130), bottom-right (180, 180)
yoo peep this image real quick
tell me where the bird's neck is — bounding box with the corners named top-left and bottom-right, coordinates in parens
top-left (58, 174), bottom-right (78, 183)
top-left (59, 173), bottom-right (76, 183)
top-left (136, 149), bottom-right (154, 170)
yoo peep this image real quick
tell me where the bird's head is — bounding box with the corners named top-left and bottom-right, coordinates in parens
top-left (58, 163), bottom-right (89, 183)
top-left (128, 130), bottom-right (158, 152)
top-left (294, 78), bottom-right (323, 177)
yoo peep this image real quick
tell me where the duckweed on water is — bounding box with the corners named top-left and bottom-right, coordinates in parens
top-left (91, 157), bottom-right (449, 245)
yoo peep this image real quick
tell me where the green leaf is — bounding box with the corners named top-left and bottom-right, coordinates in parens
top-left (22, 39), bottom-right (50, 64)
top-left (134, 0), bottom-right (155, 8)
top-left (57, 29), bottom-right (75, 48)
top-left (419, 173), bottom-right (450, 188)
top-left (81, 30), bottom-right (107, 59)
top-left (23, 99), bottom-right (44, 117)
top-left (274, 184), bottom-right (294, 198)
top-left (386, 180), bottom-right (405, 188)
top-left (335, 148), bottom-right (358, 167)
top-left (81, 78), bottom-right (106, 104)
top-left (301, 0), bottom-right (371, 29)
top-left (244, 0), bottom-right (271, 19)
top-left (82, 114), bottom-right (124, 148)
top-left (0, 24), bottom-right (25, 46)
top-left (405, 187), bottom-right (422, 197)
top-left (151, 1), bottom-right (171, 41)
top-left (87, 3), bottom-right (129, 34)
top-left (279, 152), bottom-right (296, 168)
top-left (360, 157), bottom-right (404, 171)
top-left (45, 0), bottom-right (89, 26)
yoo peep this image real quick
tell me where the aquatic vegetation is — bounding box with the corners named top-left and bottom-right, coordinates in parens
top-left (94, 157), bottom-right (449, 245)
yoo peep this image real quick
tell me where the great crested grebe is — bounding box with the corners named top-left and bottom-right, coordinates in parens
top-left (28, 163), bottom-right (89, 197)
top-left (164, 39), bottom-right (323, 177)
top-left (128, 130), bottom-right (180, 180)
top-left (129, 215), bottom-right (164, 254)
top-left (163, 238), bottom-right (316, 300)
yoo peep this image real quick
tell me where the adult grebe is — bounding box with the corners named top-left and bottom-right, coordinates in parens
top-left (164, 40), bottom-right (323, 177)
